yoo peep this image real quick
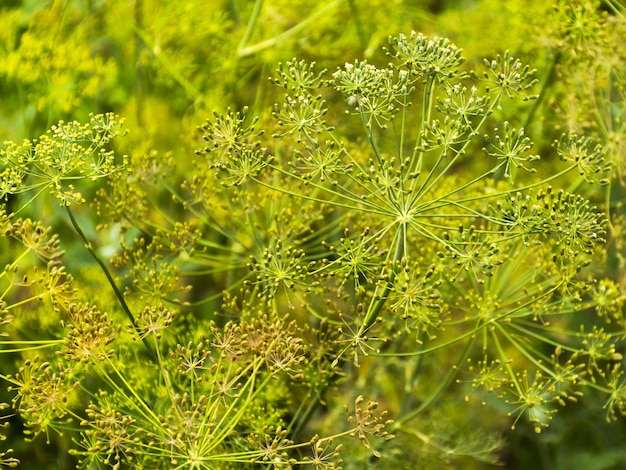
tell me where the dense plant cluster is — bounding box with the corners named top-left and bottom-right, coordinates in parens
top-left (0, 0), bottom-right (624, 468)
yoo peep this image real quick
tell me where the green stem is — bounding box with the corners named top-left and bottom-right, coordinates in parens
top-left (252, 170), bottom-right (392, 216)
top-left (410, 75), bottom-right (436, 176)
top-left (347, 0), bottom-right (367, 51)
top-left (358, 222), bottom-right (406, 334)
top-left (237, 0), bottom-right (263, 51)
top-left (99, 356), bottom-right (162, 427)
top-left (65, 205), bottom-right (156, 361)
top-left (409, 91), bottom-right (502, 206)
top-left (134, 0), bottom-right (145, 126)
top-left (604, 0), bottom-right (626, 17)
top-left (291, 391), bottom-right (319, 441)
top-left (0, 340), bottom-right (61, 354)
top-left (393, 332), bottom-right (475, 427)
top-left (521, 49), bottom-right (561, 131)
top-left (132, 23), bottom-right (202, 100)
top-left (237, 0), bottom-right (343, 57)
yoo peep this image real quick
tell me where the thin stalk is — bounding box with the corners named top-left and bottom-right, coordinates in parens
top-left (0, 340), bottom-right (61, 353)
top-left (521, 49), bottom-right (561, 131)
top-left (491, 329), bottom-right (523, 396)
top-left (375, 284), bottom-right (560, 358)
top-left (409, 75), bottom-right (436, 176)
top-left (99, 357), bottom-right (162, 427)
top-left (409, 92), bottom-right (502, 206)
top-left (237, 0), bottom-right (263, 51)
top-left (423, 164), bottom-right (577, 212)
top-left (65, 205), bottom-right (156, 361)
top-left (134, 0), bottom-right (145, 126)
top-left (252, 170), bottom-right (393, 216)
top-left (360, 112), bottom-right (402, 211)
top-left (205, 360), bottom-right (271, 453)
top-left (291, 391), bottom-right (319, 441)
top-left (358, 222), bottom-right (406, 334)
top-left (393, 332), bottom-right (475, 427)
top-left (238, 0), bottom-right (344, 57)
top-left (13, 186), bottom-right (49, 216)
top-left (132, 23), bottom-right (202, 100)
top-left (347, 0), bottom-right (366, 51)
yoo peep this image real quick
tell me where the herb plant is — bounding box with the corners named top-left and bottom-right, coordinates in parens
top-left (0, 1), bottom-right (624, 469)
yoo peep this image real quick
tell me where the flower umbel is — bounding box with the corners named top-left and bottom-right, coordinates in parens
top-left (0, 113), bottom-right (126, 208)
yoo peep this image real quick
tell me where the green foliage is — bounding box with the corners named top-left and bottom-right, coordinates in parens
top-left (0, 1), bottom-right (625, 469)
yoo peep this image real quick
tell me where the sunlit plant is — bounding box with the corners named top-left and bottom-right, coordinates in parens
top-left (0, 4), bottom-right (624, 467)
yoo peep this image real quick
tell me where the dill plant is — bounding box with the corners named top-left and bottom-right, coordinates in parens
top-left (0, 11), bottom-right (624, 470)
top-left (188, 30), bottom-right (622, 461)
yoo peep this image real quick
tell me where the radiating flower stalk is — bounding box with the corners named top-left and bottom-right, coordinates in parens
top-left (0, 24), bottom-right (623, 468)
top-left (190, 30), bottom-right (622, 450)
